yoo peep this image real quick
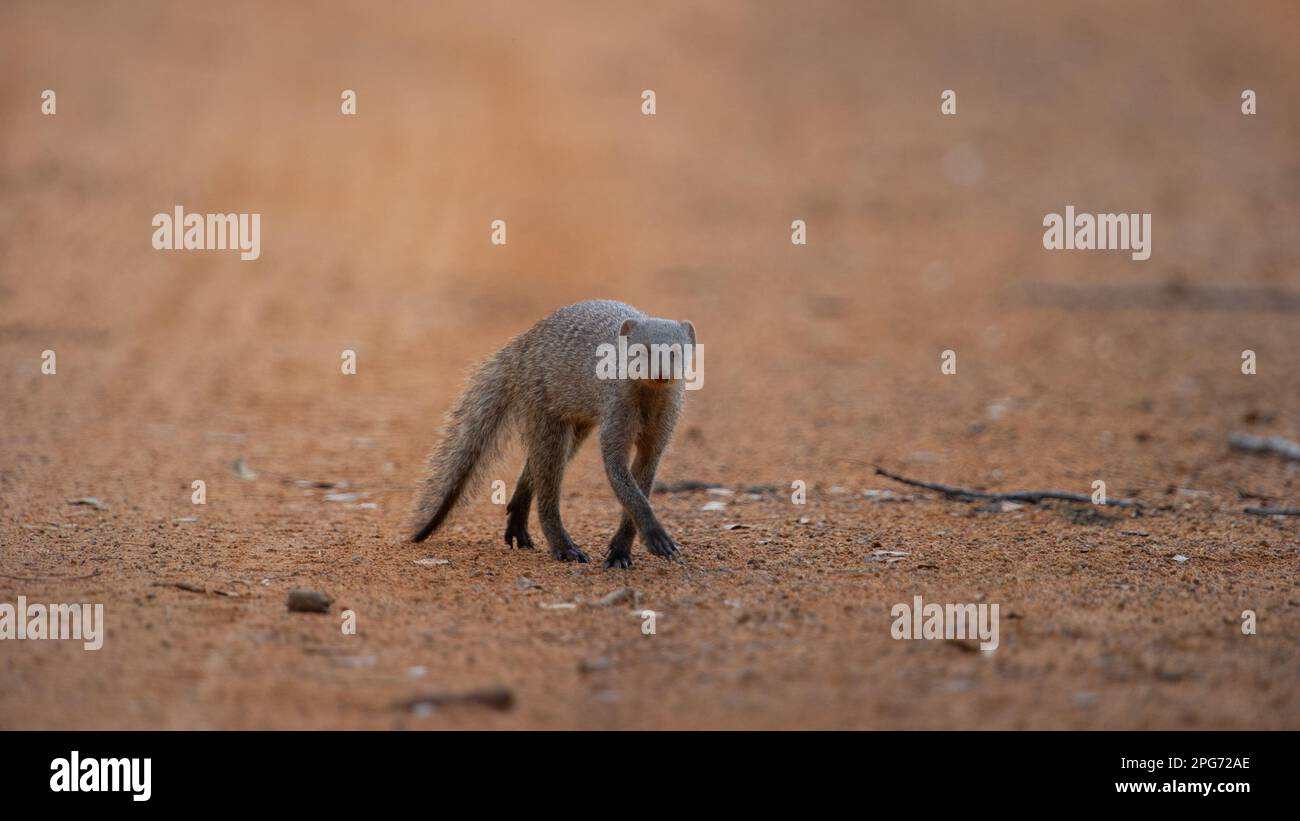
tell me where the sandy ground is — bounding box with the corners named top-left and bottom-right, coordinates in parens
top-left (1, 0), bottom-right (1298, 729)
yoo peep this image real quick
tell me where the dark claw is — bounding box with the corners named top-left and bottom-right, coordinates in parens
top-left (604, 554), bottom-right (633, 569)
top-left (550, 537), bottom-right (590, 563)
top-left (504, 512), bottom-right (533, 549)
top-left (504, 526), bottom-right (533, 549)
top-left (645, 528), bottom-right (680, 559)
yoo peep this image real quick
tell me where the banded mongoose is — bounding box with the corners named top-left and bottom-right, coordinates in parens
top-left (409, 300), bottom-right (696, 568)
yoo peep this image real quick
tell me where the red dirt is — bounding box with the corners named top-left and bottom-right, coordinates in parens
top-left (1, 0), bottom-right (1297, 729)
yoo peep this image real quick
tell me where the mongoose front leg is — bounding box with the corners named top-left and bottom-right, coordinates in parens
top-left (503, 464), bottom-right (534, 549)
top-left (531, 418), bottom-right (589, 563)
top-left (600, 408), bottom-right (680, 562)
top-left (604, 447), bottom-right (662, 568)
top-left (605, 410), bottom-right (675, 568)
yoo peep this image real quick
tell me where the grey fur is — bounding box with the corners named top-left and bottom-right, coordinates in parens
top-left (409, 299), bottom-right (694, 568)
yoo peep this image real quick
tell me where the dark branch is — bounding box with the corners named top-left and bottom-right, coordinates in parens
top-left (873, 466), bottom-right (1142, 508)
top-left (1229, 432), bottom-right (1300, 462)
top-left (1243, 506), bottom-right (1300, 517)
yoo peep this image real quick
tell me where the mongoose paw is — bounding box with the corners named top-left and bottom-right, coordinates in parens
top-left (550, 539), bottom-right (590, 563)
top-left (503, 519), bottom-right (534, 549)
top-left (603, 554), bottom-right (633, 569)
top-left (644, 527), bottom-right (681, 559)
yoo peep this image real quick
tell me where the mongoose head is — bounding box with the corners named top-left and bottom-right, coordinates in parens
top-left (619, 317), bottom-right (698, 385)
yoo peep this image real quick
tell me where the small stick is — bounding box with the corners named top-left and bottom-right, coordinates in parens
top-left (873, 466), bottom-right (1141, 507)
top-left (154, 581), bottom-right (240, 597)
top-left (1229, 432), bottom-right (1300, 462)
top-left (0, 569), bottom-right (102, 582)
top-left (1243, 506), bottom-right (1300, 517)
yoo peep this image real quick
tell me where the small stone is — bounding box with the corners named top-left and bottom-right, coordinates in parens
top-left (399, 685), bottom-right (514, 713)
top-left (868, 550), bottom-right (911, 560)
top-left (588, 588), bottom-right (634, 608)
top-left (287, 589), bottom-right (332, 613)
top-left (578, 656), bottom-right (613, 674)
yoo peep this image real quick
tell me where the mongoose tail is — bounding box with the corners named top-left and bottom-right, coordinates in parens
top-left (409, 345), bottom-right (515, 542)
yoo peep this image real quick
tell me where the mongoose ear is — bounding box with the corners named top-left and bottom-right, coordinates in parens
top-left (680, 320), bottom-right (696, 344)
top-left (619, 318), bottom-right (638, 337)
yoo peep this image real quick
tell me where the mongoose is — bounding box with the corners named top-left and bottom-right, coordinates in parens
top-left (410, 300), bottom-right (696, 569)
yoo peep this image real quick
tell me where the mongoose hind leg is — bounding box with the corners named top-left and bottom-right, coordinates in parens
top-left (531, 418), bottom-right (590, 563)
top-left (507, 423), bottom-right (591, 553)
top-left (503, 465), bottom-right (534, 549)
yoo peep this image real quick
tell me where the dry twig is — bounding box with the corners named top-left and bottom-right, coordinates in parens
top-left (1243, 506), bottom-right (1300, 517)
top-left (1229, 432), bottom-right (1300, 462)
top-left (0, 569), bottom-right (102, 582)
top-left (874, 466), bottom-right (1141, 508)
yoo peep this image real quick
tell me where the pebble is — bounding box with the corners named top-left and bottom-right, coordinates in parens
top-left (287, 589), bottom-right (332, 613)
